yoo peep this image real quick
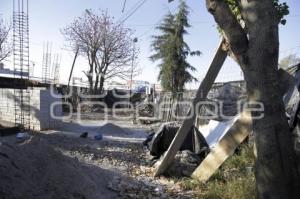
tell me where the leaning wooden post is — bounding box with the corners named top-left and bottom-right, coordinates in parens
top-left (192, 111), bottom-right (252, 181)
top-left (154, 39), bottom-right (227, 176)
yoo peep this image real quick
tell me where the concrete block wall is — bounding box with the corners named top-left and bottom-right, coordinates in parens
top-left (0, 87), bottom-right (62, 131)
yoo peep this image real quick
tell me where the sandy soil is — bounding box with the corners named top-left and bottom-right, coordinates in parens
top-left (0, 122), bottom-right (193, 199)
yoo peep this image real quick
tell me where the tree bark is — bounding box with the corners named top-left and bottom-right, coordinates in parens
top-left (98, 76), bottom-right (105, 94)
top-left (94, 74), bottom-right (99, 94)
top-left (206, 0), bottom-right (300, 198)
top-left (87, 71), bottom-right (93, 94)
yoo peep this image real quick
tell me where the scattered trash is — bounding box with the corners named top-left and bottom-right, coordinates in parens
top-left (144, 122), bottom-right (209, 177)
top-left (143, 131), bottom-right (155, 147)
top-left (79, 132), bottom-right (88, 138)
top-left (137, 103), bottom-right (155, 118)
top-left (145, 122), bottom-right (209, 158)
top-left (94, 133), bottom-right (103, 140)
top-left (16, 132), bottom-right (30, 142)
top-left (156, 150), bottom-right (205, 177)
top-left (198, 116), bottom-right (240, 148)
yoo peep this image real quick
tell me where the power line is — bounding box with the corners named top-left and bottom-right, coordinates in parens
top-left (127, 20), bottom-right (211, 27)
top-left (118, 0), bottom-right (142, 22)
top-left (122, 0), bottom-right (127, 13)
top-left (119, 0), bottom-right (149, 23)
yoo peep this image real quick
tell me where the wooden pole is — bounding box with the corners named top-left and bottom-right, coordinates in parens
top-left (154, 39), bottom-right (227, 176)
top-left (67, 46), bottom-right (79, 89)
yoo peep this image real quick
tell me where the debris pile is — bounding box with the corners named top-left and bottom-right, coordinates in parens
top-left (145, 122), bottom-right (209, 158)
top-left (157, 150), bottom-right (203, 177)
top-left (98, 122), bottom-right (132, 137)
top-left (0, 137), bottom-right (117, 199)
top-left (34, 132), bottom-right (191, 198)
top-left (137, 103), bottom-right (155, 117)
top-left (144, 122), bottom-right (209, 177)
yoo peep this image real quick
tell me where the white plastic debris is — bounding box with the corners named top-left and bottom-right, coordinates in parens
top-left (198, 115), bottom-right (240, 148)
top-left (16, 132), bottom-right (30, 141)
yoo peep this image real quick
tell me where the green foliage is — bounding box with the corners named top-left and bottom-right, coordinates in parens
top-left (225, 0), bottom-right (289, 26)
top-left (225, 0), bottom-right (242, 24)
top-left (150, 0), bottom-right (200, 94)
top-left (273, 0), bottom-right (289, 25)
top-left (181, 144), bottom-right (256, 199)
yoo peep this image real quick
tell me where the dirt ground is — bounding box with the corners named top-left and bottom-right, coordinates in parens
top-left (0, 122), bottom-right (193, 199)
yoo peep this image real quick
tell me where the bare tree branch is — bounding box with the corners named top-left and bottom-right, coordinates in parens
top-left (0, 19), bottom-right (11, 62)
top-left (62, 9), bottom-right (140, 93)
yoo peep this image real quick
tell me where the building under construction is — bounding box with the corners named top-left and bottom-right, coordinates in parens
top-left (0, 0), bottom-right (62, 131)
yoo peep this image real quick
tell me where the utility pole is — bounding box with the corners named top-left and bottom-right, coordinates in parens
top-left (67, 46), bottom-right (79, 90)
top-left (129, 37), bottom-right (138, 103)
top-left (129, 37), bottom-right (138, 123)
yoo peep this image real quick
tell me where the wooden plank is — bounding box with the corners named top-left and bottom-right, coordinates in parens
top-left (191, 111), bottom-right (252, 181)
top-left (154, 39), bottom-right (227, 176)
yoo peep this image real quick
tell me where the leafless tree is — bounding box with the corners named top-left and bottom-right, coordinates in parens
top-left (62, 9), bottom-right (140, 94)
top-left (0, 18), bottom-right (11, 62)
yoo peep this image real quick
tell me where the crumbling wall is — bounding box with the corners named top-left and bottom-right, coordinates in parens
top-left (0, 87), bottom-right (62, 131)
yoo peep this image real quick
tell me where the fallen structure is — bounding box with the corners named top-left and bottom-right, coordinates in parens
top-left (154, 39), bottom-right (228, 177)
top-left (198, 116), bottom-right (242, 148)
top-left (190, 65), bottom-right (300, 181)
top-left (153, 37), bottom-right (300, 181)
top-left (192, 112), bottom-right (252, 181)
top-left (145, 122), bottom-right (209, 158)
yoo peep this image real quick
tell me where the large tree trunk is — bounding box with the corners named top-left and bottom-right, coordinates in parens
top-left (242, 2), bottom-right (300, 197)
top-left (245, 56), bottom-right (300, 198)
top-left (205, 0), bottom-right (300, 198)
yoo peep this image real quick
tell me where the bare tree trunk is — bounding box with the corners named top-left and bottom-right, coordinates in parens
top-left (87, 71), bottom-right (93, 94)
top-left (98, 76), bottom-right (105, 94)
top-left (94, 74), bottom-right (99, 94)
top-left (205, 0), bottom-right (300, 198)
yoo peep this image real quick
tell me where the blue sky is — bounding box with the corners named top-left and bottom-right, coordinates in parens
top-left (0, 0), bottom-right (299, 88)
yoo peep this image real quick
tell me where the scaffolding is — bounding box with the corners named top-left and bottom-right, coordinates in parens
top-left (42, 41), bottom-right (52, 83)
top-left (13, 0), bottom-right (31, 129)
top-left (52, 54), bottom-right (61, 84)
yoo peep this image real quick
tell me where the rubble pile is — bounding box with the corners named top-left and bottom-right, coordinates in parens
top-left (0, 137), bottom-right (117, 199)
top-left (0, 132), bottom-right (193, 198)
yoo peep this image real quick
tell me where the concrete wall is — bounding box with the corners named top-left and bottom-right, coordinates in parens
top-left (0, 87), bottom-right (62, 131)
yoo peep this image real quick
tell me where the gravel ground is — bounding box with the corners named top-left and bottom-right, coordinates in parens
top-left (0, 123), bottom-right (194, 199)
